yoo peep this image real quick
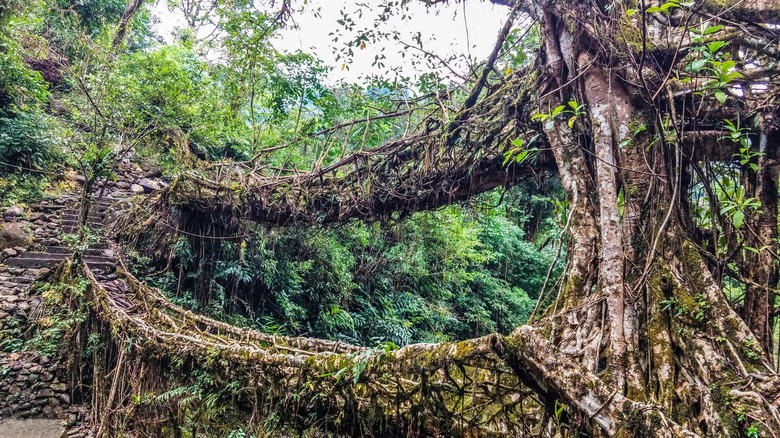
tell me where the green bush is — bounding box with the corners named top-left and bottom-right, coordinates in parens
top-left (151, 189), bottom-right (563, 347)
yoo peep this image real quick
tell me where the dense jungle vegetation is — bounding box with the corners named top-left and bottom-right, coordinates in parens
top-left (3, 0), bottom-right (780, 436)
top-left (0, 0), bottom-right (562, 346)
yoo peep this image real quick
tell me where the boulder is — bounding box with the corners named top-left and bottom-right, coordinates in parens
top-left (130, 184), bottom-right (145, 195)
top-left (64, 171), bottom-right (86, 185)
top-left (4, 205), bottom-right (23, 218)
top-left (0, 223), bottom-right (33, 251)
top-left (1, 248), bottom-right (17, 259)
top-left (138, 178), bottom-right (160, 193)
top-left (136, 157), bottom-right (163, 178)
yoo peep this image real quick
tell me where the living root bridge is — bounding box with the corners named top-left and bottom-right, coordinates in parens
top-left (50, 255), bottom-right (697, 437)
top-left (146, 71), bottom-right (556, 228)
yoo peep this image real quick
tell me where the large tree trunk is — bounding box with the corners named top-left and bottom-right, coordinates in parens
top-left (528, 0), bottom-right (780, 435)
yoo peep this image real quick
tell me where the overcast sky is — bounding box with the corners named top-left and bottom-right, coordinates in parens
top-left (150, 0), bottom-right (510, 84)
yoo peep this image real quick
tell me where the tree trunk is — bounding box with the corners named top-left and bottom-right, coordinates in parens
top-left (112, 0), bottom-right (145, 50)
top-left (528, 0), bottom-right (780, 434)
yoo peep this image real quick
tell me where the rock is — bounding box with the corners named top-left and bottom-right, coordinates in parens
top-left (9, 384), bottom-right (20, 395)
top-left (28, 213), bottom-right (43, 222)
top-left (136, 157), bottom-right (163, 178)
top-left (115, 181), bottom-right (130, 189)
top-left (130, 184), bottom-right (145, 195)
top-left (0, 223), bottom-right (33, 251)
top-left (4, 205), bottom-right (24, 218)
top-left (138, 178), bottom-right (160, 193)
top-left (57, 393), bottom-right (70, 404)
top-left (64, 171), bottom-right (86, 185)
top-left (1, 248), bottom-right (17, 258)
top-left (13, 246), bottom-right (25, 253)
top-left (39, 356), bottom-right (50, 365)
top-left (37, 388), bottom-right (55, 398)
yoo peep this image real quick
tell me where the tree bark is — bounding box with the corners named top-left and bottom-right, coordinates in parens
top-left (112, 0), bottom-right (145, 50)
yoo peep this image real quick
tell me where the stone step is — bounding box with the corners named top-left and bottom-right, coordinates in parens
top-left (45, 246), bottom-right (114, 257)
top-left (0, 275), bottom-right (37, 284)
top-left (59, 220), bottom-right (104, 229)
top-left (5, 253), bottom-right (115, 270)
top-left (60, 211), bottom-right (107, 220)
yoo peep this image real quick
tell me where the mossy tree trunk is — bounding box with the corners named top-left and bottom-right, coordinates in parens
top-left (526, 0), bottom-right (780, 435)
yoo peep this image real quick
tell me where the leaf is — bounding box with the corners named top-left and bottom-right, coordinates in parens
top-left (704, 25), bottom-right (724, 35)
top-left (511, 138), bottom-right (523, 148)
top-left (503, 153), bottom-right (513, 166)
top-left (714, 90), bottom-right (727, 103)
top-left (689, 59), bottom-right (707, 72)
top-left (545, 120), bottom-right (554, 130)
top-left (567, 116), bottom-right (577, 128)
top-left (744, 246), bottom-right (759, 254)
top-left (514, 150), bottom-right (529, 163)
top-left (626, 9), bottom-right (638, 16)
top-left (707, 41), bottom-right (726, 53)
top-left (532, 114), bottom-right (549, 121)
top-left (732, 210), bottom-right (744, 229)
top-left (551, 105), bottom-right (566, 117)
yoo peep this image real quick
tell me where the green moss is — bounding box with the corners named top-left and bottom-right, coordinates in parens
top-left (619, 401), bottom-right (660, 437)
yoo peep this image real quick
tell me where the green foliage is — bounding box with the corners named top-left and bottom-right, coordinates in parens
top-left (155, 186), bottom-right (563, 347)
top-left (27, 276), bottom-right (92, 356)
top-left (0, 315), bottom-right (23, 352)
top-left (0, 2), bottom-right (62, 202)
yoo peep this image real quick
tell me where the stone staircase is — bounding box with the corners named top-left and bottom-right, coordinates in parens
top-left (4, 197), bottom-right (120, 273)
top-left (0, 193), bottom-right (128, 433)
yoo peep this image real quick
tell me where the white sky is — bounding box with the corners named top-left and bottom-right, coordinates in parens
top-left (150, 0), bottom-right (510, 84)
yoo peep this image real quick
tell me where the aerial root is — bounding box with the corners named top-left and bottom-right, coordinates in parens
top-left (68, 258), bottom-right (704, 436)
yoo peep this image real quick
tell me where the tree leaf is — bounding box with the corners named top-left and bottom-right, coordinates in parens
top-left (690, 59), bottom-right (707, 72)
top-left (732, 210), bottom-right (744, 229)
top-left (714, 90), bottom-right (727, 103)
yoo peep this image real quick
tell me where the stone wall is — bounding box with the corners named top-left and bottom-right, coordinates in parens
top-left (0, 352), bottom-right (75, 422)
top-left (0, 264), bottom-right (77, 423)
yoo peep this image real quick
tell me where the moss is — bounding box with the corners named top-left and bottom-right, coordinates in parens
top-left (619, 400), bottom-right (660, 437)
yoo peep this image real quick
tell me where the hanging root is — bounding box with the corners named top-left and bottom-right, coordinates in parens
top-left (28, 256), bottom-right (719, 437)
